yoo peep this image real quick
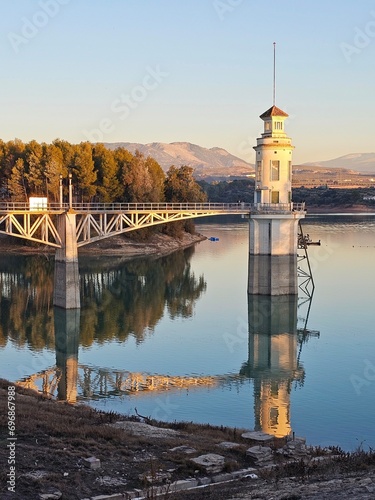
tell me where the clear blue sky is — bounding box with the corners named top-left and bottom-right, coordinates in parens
top-left (1, 0), bottom-right (374, 164)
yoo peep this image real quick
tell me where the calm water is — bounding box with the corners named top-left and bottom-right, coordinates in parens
top-left (1, 214), bottom-right (375, 451)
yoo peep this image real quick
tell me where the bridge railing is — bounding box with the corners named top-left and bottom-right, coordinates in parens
top-left (0, 201), bottom-right (305, 213)
top-left (0, 202), bottom-right (251, 212)
top-left (70, 202), bottom-right (251, 211)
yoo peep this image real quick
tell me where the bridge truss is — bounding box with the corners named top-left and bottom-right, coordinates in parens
top-left (0, 210), bottom-right (63, 247)
top-left (0, 202), bottom-right (304, 249)
top-left (73, 202), bottom-right (251, 247)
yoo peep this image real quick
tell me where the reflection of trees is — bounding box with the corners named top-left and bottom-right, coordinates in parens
top-left (0, 247), bottom-right (206, 349)
top-left (80, 246), bottom-right (206, 346)
top-left (0, 255), bottom-right (55, 349)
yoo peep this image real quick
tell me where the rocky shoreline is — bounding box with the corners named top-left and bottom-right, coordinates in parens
top-left (1, 379), bottom-right (375, 500)
top-left (0, 231), bottom-right (207, 259)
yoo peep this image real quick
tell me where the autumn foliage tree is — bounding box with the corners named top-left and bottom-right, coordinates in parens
top-left (92, 144), bottom-right (122, 202)
top-left (0, 140), bottom-right (205, 239)
top-left (164, 165), bottom-right (207, 236)
top-left (164, 165), bottom-right (207, 202)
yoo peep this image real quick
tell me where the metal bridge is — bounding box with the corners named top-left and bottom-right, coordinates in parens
top-left (0, 201), bottom-right (305, 248)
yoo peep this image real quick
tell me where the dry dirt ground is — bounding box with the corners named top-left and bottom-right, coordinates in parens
top-left (1, 380), bottom-right (375, 500)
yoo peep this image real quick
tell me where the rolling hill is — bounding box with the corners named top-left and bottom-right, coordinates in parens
top-left (302, 153), bottom-right (375, 174)
top-left (104, 141), bottom-right (253, 179)
top-left (104, 141), bottom-right (375, 181)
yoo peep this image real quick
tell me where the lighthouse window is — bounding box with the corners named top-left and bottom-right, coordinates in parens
top-left (274, 121), bottom-right (283, 130)
top-left (288, 161), bottom-right (292, 180)
top-left (271, 160), bottom-right (280, 181)
top-left (265, 122), bottom-right (271, 131)
top-left (256, 161), bottom-right (262, 182)
top-left (271, 191), bottom-right (280, 203)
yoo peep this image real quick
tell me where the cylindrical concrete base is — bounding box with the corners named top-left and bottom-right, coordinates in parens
top-left (248, 254), bottom-right (298, 295)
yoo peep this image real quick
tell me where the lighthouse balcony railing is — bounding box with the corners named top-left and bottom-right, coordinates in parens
top-left (252, 202), bottom-right (305, 214)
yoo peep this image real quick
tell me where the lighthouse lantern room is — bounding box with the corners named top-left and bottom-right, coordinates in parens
top-left (253, 105), bottom-right (293, 206)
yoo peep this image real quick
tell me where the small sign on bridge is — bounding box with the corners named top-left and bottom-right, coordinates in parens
top-left (29, 197), bottom-right (48, 210)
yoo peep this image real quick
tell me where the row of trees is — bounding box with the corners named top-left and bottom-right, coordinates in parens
top-left (198, 178), bottom-right (254, 203)
top-left (0, 139), bottom-right (206, 205)
top-left (6, 138), bottom-right (372, 209)
top-left (292, 187), bottom-right (371, 206)
top-left (199, 179), bottom-right (375, 208)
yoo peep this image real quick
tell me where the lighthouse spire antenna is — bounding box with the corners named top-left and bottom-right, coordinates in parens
top-left (273, 42), bottom-right (276, 105)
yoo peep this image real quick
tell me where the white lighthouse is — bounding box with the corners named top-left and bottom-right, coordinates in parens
top-left (254, 105), bottom-right (293, 206)
top-left (248, 104), bottom-right (305, 295)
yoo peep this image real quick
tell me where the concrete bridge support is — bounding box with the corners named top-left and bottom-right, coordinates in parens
top-left (53, 212), bottom-right (80, 309)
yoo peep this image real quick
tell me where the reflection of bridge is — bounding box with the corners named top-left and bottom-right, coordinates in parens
top-left (17, 330), bottom-right (317, 402)
top-left (17, 365), bottom-right (249, 402)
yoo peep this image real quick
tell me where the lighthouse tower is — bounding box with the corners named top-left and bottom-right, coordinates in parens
top-left (248, 104), bottom-right (305, 295)
top-left (254, 105), bottom-right (293, 206)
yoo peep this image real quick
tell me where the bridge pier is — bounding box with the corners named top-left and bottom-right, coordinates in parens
top-left (53, 212), bottom-right (81, 309)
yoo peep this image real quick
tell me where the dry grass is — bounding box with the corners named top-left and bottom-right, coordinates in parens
top-left (1, 378), bottom-right (375, 500)
top-left (0, 379), bottom-right (252, 499)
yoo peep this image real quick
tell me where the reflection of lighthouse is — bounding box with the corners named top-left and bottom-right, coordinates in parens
top-left (54, 308), bottom-right (80, 403)
top-left (241, 295), bottom-right (304, 438)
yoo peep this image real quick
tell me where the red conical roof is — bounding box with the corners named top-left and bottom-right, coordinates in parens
top-left (259, 105), bottom-right (289, 119)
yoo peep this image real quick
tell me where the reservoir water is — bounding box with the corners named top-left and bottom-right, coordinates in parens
top-left (1, 214), bottom-right (374, 451)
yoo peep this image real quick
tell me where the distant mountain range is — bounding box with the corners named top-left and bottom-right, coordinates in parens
top-left (104, 141), bottom-right (253, 179)
top-left (104, 142), bottom-right (375, 178)
top-left (302, 153), bottom-right (375, 174)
